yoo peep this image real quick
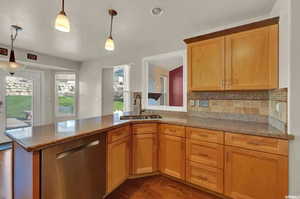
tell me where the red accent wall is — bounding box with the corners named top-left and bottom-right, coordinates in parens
top-left (169, 66), bottom-right (183, 106)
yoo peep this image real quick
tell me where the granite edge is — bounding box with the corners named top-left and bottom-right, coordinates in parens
top-left (6, 117), bottom-right (294, 152)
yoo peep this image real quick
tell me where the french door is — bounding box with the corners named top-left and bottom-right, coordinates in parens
top-left (0, 70), bottom-right (41, 133)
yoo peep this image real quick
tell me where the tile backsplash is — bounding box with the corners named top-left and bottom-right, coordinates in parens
top-left (269, 88), bottom-right (288, 131)
top-left (136, 89), bottom-right (288, 132)
top-left (188, 89), bottom-right (288, 131)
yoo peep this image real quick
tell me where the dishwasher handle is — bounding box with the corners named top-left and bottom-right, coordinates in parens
top-left (56, 140), bottom-right (100, 159)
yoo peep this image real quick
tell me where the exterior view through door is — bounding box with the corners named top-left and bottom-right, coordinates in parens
top-left (5, 76), bottom-right (33, 129)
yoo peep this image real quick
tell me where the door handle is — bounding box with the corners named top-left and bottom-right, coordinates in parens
top-left (56, 140), bottom-right (100, 159)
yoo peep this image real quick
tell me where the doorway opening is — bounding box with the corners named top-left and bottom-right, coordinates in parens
top-left (5, 76), bottom-right (33, 129)
top-left (102, 65), bottom-right (130, 115)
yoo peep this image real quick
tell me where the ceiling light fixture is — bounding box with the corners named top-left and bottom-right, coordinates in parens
top-left (0, 25), bottom-right (25, 76)
top-left (151, 7), bottom-right (164, 16)
top-left (105, 9), bottom-right (118, 51)
top-left (55, 0), bottom-right (70, 32)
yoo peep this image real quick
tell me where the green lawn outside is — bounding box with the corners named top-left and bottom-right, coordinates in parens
top-left (114, 101), bottom-right (124, 112)
top-left (6, 96), bottom-right (75, 119)
top-left (59, 96), bottom-right (75, 107)
top-left (6, 96), bottom-right (32, 119)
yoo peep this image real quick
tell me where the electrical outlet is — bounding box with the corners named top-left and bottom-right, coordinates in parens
top-left (189, 100), bottom-right (195, 106)
top-left (195, 100), bottom-right (200, 107)
top-left (199, 100), bottom-right (209, 107)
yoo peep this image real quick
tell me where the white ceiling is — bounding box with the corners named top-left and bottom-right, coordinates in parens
top-left (0, 0), bottom-right (277, 62)
top-left (149, 56), bottom-right (183, 71)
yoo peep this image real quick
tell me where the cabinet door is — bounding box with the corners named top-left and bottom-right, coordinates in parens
top-left (107, 136), bottom-right (130, 193)
top-left (188, 37), bottom-right (225, 91)
top-left (224, 146), bottom-right (288, 199)
top-left (132, 134), bottom-right (157, 175)
top-left (225, 25), bottom-right (278, 90)
top-left (159, 134), bottom-right (186, 180)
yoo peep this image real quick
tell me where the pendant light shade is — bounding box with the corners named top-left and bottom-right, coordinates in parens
top-left (105, 36), bottom-right (115, 51)
top-left (0, 25), bottom-right (25, 76)
top-left (105, 9), bottom-right (117, 51)
top-left (55, 0), bottom-right (70, 32)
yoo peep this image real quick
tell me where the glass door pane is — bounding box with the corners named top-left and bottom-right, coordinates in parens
top-left (5, 76), bottom-right (33, 129)
top-left (113, 67), bottom-right (124, 113)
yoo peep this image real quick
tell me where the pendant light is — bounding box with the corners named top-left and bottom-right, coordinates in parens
top-left (0, 25), bottom-right (25, 76)
top-left (105, 9), bottom-right (118, 51)
top-left (55, 0), bottom-right (70, 32)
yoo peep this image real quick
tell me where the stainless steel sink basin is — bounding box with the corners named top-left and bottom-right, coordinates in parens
top-left (120, 114), bottom-right (162, 120)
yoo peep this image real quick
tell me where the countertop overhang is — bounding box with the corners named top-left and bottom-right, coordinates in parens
top-left (6, 113), bottom-right (294, 152)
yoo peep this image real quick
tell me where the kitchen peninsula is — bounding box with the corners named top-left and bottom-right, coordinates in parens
top-left (6, 113), bottom-right (293, 199)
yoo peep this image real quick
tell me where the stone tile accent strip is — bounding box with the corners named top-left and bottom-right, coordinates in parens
top-left (189, 90), bottom-right (269, 100)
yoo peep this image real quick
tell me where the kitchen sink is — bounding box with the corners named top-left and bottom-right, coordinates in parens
top-left (120, 114), bottom-right (162, 120)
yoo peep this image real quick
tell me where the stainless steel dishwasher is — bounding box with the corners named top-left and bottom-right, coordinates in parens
top-left (41, 134), bottom-right (106, 199)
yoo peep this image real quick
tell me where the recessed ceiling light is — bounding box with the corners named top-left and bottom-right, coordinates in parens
top-left (151, 7), bottom-right (164, 16)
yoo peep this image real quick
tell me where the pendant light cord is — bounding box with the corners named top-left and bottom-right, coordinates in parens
top-left (10, 28), bottom-right (18, 50)
top-left (109, 14), bottom-right (113, 38)
top-left (62, 0), bottom-right (65, 12)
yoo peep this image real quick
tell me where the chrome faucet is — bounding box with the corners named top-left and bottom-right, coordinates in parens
top-left (134, 94), bottom-right (144, 115)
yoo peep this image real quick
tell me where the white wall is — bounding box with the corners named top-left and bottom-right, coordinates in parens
top-left (78, 61), bottom-right (102, 118)
top-left (288, 0), bottom-right (300, 195)
top-left (101, 68), bottom-right (113, 115)
top-left (0, 45), bottom-right (81, 71)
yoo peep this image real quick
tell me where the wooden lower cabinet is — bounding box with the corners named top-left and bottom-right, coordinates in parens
top-left (107, 136), bottom-right (130, 193)
top-left (159, 134), bottom-right (186, 180)
top-left (186, 161), bottom-right (223, 194)
top-left (186, 139), bottom-right (224, 169)
top-left (132, 134), bottom-right (157, 175)
top-left (224, 146), bottom-right (288, 199)
top-left (104, 123), bottom-right (289, 199)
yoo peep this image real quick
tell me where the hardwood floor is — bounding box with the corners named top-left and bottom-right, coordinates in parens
top-left (0, 149), bottom-right (12, 199)
top-left (106, 175), bottom-right (222, 199)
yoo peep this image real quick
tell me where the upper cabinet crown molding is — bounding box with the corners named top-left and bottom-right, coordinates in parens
top-left (184, 17), bottom-right (279, 44)
top-left (186, 17), bottom-right (279, 91)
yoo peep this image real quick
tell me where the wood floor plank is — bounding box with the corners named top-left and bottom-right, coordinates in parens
top-left (0, 149), bottom-right (12, 199)
top-left (106, 175), bottom-right (221, 199)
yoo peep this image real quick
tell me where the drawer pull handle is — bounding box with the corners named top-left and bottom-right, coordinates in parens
top-left (197, 134), bottom-right (209, 138)
top-left (197, 176), bottom-right (208, 181)
top-left (247, 141), bottom-right (261, 146)
top-left (169, 129), bottom-right (176, 133)
top-left (198, 153), bottom-right (209, 158)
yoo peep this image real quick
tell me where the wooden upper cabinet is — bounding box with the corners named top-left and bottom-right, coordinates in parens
top-left (225, 25), bottom-right (278, 90)
top-left (159, 134), bottom-right (186, 180)
top-left (185, 18), bottom-right (279, 91)
top-left (132, 134), bottom-right (157, 175)
top-left (188, 37), bottom-right (225, 91)
top-left (224, 146), bottom-right (288, 199)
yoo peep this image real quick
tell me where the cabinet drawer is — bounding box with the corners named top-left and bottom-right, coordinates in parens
top-left (186, 161), bottom-right (224, 194)
top-left (187, 139), bottom-right (224, 169)
top-left (160, 124), bottom-right (185, 138)
top-left (187, 127), bottom-right (224, 144)
top-left (132, 123), bottom-right (157, 135)
top-left (107, 126), bottom-right (130, 143)
top-left (225, 132), bottom-right (288, 156)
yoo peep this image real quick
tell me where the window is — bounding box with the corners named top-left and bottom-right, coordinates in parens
top-left (55, 73), bottom-right (77, 117)
top-left (112, 65), bottom-right (130, 114)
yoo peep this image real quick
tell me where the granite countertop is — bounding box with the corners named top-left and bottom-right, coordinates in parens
top-left (5, 113), bottom-right (294, 152)
top-left (0, 132), bottom-right (12, 145)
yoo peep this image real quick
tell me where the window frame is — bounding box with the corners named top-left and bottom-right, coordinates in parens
top-left (54, 71), bottom-right (78, 120)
